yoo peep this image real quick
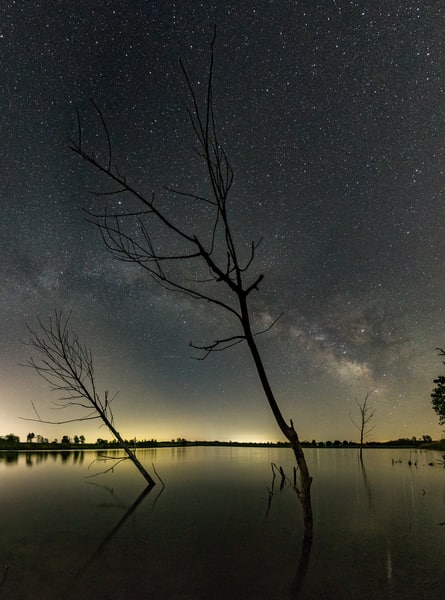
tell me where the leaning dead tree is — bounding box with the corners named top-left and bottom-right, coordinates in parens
top-left (22, 311), bottom-right (156, 488)
top-left (349, 391), bottom-right (376, 460)
top-left (71, 33), bottom-right (313, 541)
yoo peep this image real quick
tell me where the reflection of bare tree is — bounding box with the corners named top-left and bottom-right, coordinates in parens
top-left (85, 480), bottom-right (128, 510)
top-left (90, 485), bottom-right (164, 557)
top-left (265, 463), bottom-right (293, 518)
top-left (289, 537), bottom-right (312, 599)
top-left (66, 483), bottom-right (164, 598)
top-left (358, 455), bottom-right (373, 511)
top-left (265, 463), bottom-right (313, 599)
top-left (0, 564), bottom-right (9, 589)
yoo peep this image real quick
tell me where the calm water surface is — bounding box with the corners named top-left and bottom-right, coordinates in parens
top-left (0, 446), bottom-right (444, 599)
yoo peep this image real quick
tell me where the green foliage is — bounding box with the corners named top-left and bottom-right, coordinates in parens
top-left (431, 375), bottom-right (445, 425)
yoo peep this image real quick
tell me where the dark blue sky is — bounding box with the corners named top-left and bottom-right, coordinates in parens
top-left (2, 1), bottom-right (444, 443)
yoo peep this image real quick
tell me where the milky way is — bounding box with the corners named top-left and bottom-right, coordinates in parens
top-left (1, 1), bottom-right (444, 443)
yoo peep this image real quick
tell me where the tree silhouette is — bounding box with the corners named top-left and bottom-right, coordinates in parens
top-left (71, 33), bottom-right (313, 540)
top-left (23, 311), bottom-right (156, 488)
top-left (26, 432), bottom-right (35, 443)
top-left (349, 391), bottom-right (376, 460)
top-left (431, 348), bottom-right (445, 425)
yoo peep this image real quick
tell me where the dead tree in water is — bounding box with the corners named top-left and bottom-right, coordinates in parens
top-left (71, 33), bottom-right (313, 541)
top-left (349, 391), bottom-right (376, 461)
top-left (23, 311), bottom-right (156, 488)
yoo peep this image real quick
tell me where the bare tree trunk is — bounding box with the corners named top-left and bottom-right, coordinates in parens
top-left (350, 391), bottom-right (375, 463)
top-left (95, 403), bottom-right (155, 487)
top-left (244, 327), bottom-right (313, 541)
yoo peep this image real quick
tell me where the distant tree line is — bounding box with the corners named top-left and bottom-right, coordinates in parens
top-left (0, 434), bottom-right (440, 451)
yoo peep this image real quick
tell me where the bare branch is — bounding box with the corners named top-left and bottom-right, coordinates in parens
top-left (21, 415), bottom-right (100, 425)
top-left (253, 313), bottom-right (283, 336)
top-left (163, 186), bottom-right (217, 207)
top-left (86, 455), bottom-right (130, 478)
top-left (90, 188), bottom-right (128, 197)
top-left (90, 98), bottom-right (112, 173)
top-left (190, 334), bottom-right (246, 360)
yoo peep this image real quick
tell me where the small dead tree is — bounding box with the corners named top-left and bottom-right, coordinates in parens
top-left (349, 391), bottom-right (376, 460)
top-left (22, 311), bottom-right (156, 488)
top-left (70, 33), bottom-right (313, 541)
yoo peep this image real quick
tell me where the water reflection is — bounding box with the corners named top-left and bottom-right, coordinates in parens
top-left (1, 447), bottom-right (445, 598)
top-left (359, 456), bottom-right (373, 510)
top-left (65, 482), bottom-right (165, 599)
top-left (265, 462), bottom-right (313, 598)
top-left (0, 451), bottom-right (19, 464)
top-left (0, 449), bottom-right (102, 467)
top-left (0, 563), bottom-right (9, 589)
top-left (289, 538), bottom-right (312, 599)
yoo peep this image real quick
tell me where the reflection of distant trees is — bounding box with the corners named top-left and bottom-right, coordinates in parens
top-left (35, 452), bottom-right (49, 464)
top-left (0, 450), bottom-right (89, 467)
top-left (0, 451), bottom-right (19, 465)
top-left (60, 451), bottom-right (71, 463)
top-left (73, 450), bottom-right (85, 464)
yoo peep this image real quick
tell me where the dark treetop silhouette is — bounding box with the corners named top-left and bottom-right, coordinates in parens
top-left (71, 33), bottom-right (313, 541)
top-left (431, 348), bottom-right (445, 426)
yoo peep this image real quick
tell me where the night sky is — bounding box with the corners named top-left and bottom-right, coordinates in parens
top-left (2, 1), bottom-right (444, 444)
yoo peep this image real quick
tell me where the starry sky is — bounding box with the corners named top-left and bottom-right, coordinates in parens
top-left (2, 1), bottom-right (444, 444)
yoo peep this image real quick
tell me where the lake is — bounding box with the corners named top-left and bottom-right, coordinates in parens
top-left (0, 446), bottom-right (444, 599)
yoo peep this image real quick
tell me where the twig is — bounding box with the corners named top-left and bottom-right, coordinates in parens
top-left (152, 462), bottom-right (165, 488)
top-left (85, 455), bottom-right (129, 478)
